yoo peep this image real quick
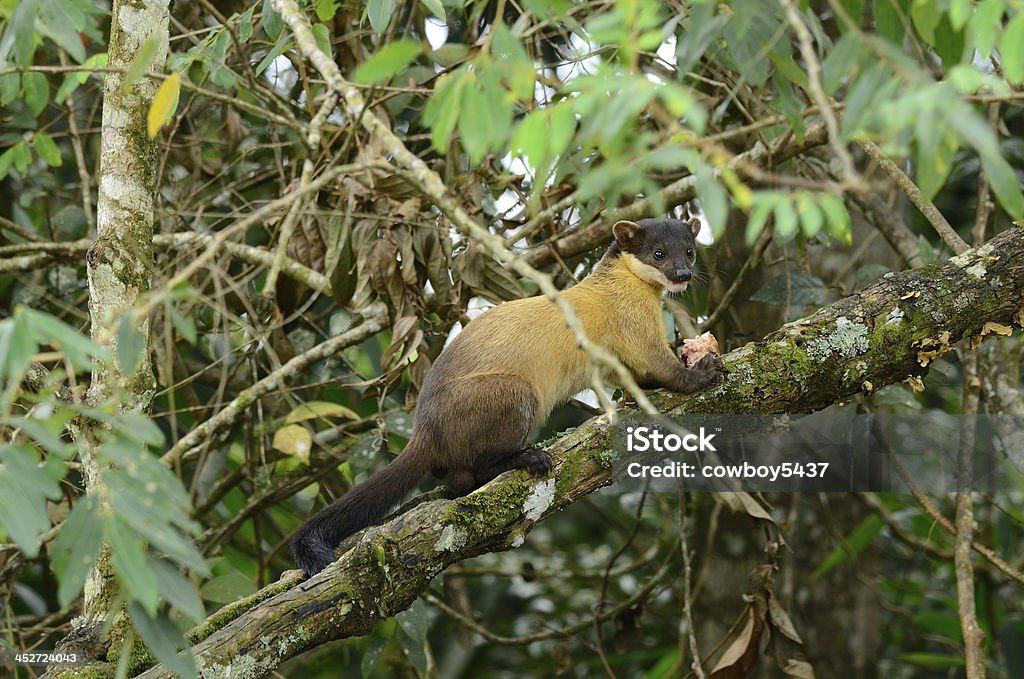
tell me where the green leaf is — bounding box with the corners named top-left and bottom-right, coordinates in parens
top-left (971, 0), bottom-right (1004, 59)
top-left (0, 0), bottom-right (38, 67)
top-left (745, 194), bottom-right (777, 244)
top-left (899, 652), bottom-right (966, 669)
top-left (55, 53), bottom-right (106, 104)
top-left (239, 7), bottom-right (255, 41)
top-left (773, 197), bottom-right (798, 241)
top-left (0, 72), bottom-right (18, 106)
top-left (458, 74), bottom-right (512, 164)
top-left (980, 152), bottom-right (1024, 219)
top-left (676, 2), bottom-right (729, 75)
top-left (51, 495), bottom-right (104, 608)
top-left (311, 22), bottom-right (332, 58)
top-left (915, 128), bottom-right (958, 204)
top-left (152, 560), bottom-right (205, 624)
top-left (660, 82), bottom-right (706, 132)
top-left (23, 70), bottom-right (50, 116)
top-left (420, 0), bottom-right (445, 21)
top-left (821, 33), bottom-right (861, 95)
top-left (796, 193), bottom-right (823, 237)
top-left (874, 0), bottom-right (908, 45)
top-left (396, 599), bottom-right (429, 643)
top-left (200, 573), bottom-right (258, 604)
top-left (0, 312), bottom-right (35, 376)
top-left (696, 164), bottom-right (727, 238)
top-left (0, 444), bottom-right (62, 557)
top-left (117, 314), bottom-right (146, 375)
top-left (255, 30), bottom-right (289, 75)
top-left (366, 0), bottom-right (395, 33)
top-left (932, 15), bottom-right (965, 67)
top-left (838, 0), bottom-right (867, 29)
top-left (1000, 13), bottom-right (1024, 84)
top-left (0, 146), bottom-right (13, 181)
top-left (353, 39), bottom-right (421, 84)
top-left (423, 69), bottom-right (467, 154)
top-left (37, 0), bottom-right (86, 63)
top-left (751, 272), bottom-right (828, 307)
top-left (511, 109), bottom-right (546, 173)
top-left (12, 142), bottom-right (31, 175)
top-left (548, 102), bottom-right (576, 161)
top-left (913, 611), bottom-right (963, 641)
top-left (910, 0), bottom-right (939, 45)
top-left (108, 517), bottom-right (160, 616)
top-left (104, 466), bottom-right (207, 574)
top-left (948, 0), bottom-right (970, 30)
top-left (32, 133), bottom-right (62, 167)
top-left (166, 301), bottom-right (197, 344)
top-left (263, 0), bottom-right (283, 40)
top-left (491, 23), bottom-right (534, 100)
top-left (128, 603), bottom-right (198, 679)
top-left (14, 414), bottom-right (75, 460)
top-left (840, 64), bottom-right (887, 139)
top-left (812, 514), bottom-right (883, 578)
top-left (316, 0), bottom-right (340, 21)
top-left (361, 636), bottom-right (389, 677)
top-left (22, 308), bottom-right (103, 370)
top-left (819, 194), bottom-right (852, 244)
top-left (123, 35), bottom-right (161, 93)
top-left (398, 633), bottom-right (428, 675)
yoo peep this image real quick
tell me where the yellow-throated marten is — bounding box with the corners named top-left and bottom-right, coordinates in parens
top-left (292, 217), bottom-right (727, 575)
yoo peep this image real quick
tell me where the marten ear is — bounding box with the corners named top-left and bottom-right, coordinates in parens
top-left (613, 220), bottom-right (641, 250)
top-left (688, 217), bottom-right (701, 237)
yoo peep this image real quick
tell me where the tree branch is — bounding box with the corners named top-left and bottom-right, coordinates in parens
top-left (123, 226), bottom-right (1024, 679)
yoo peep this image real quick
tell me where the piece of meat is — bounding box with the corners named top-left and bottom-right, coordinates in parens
top-left (680, 332), bottom-right (720, 368)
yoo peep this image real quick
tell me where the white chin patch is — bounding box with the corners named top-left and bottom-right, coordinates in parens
top-left (664, 280), bottom-right (688, 293)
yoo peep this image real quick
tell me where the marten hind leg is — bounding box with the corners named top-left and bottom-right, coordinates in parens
top-left (432, 375), bottom-right (544, 494)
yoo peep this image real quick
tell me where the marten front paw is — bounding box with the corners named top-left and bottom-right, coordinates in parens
top-left (694, 353), bottom-right (728, 385)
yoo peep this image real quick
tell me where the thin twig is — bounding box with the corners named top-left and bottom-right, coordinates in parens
top-left (856, 140), bottom-right (969, 255)
top-left (954, 351), bottom-right (986, 677)
top-left (779, 0), bottom-right (861, 191)
top-left (701, 223), bottom-right (774, 332)
top-left (58, 49), bottom-right (96, 233)
top-left (679, 495), bottom-right (705, 679)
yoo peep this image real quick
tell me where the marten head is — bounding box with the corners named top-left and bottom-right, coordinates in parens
top-left (610, 218), bottom-right (701, 293)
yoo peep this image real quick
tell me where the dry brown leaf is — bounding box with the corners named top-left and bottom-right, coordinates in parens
top-left (709, 607), bottom-right (764, 679)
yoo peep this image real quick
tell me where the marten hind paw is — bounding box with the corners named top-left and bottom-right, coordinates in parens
top-left (522, 447), bottom-right (553, 476)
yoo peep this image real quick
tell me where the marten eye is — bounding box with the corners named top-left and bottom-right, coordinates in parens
top-left (686, 248), bottom-right (694, 258)
top-left (653, 249), bottom-right (665, 260)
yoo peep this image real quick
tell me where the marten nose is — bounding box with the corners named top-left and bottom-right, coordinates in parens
top-left (673, 268), bottom-right (692, 283)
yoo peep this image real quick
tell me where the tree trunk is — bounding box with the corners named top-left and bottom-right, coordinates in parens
top-left (77, 0), bottom-right (168, 637)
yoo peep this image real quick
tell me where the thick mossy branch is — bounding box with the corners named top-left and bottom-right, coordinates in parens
top-left (129, 227), bottom-right (1024, 679)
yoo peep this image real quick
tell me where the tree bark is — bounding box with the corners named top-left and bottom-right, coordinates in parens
top-left (122, 226), bottom-right (1024, 678)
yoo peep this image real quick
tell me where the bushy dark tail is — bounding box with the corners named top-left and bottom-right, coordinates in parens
top-left (291, 444), bottom-right (429, 576)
